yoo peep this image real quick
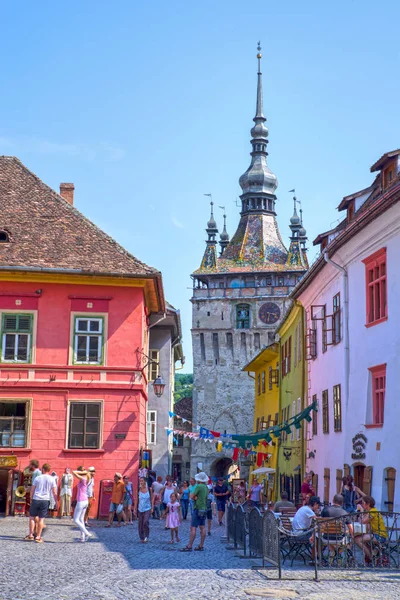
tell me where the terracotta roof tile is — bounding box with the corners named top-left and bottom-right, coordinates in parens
top-left (0, 156), bottom-right (158, 277)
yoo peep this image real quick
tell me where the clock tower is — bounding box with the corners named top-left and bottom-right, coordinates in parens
top-left (190, 46), bottom-right (308, 478)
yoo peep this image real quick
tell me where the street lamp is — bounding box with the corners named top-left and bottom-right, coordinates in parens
top-left (153, 375), bottom-right (166, 398)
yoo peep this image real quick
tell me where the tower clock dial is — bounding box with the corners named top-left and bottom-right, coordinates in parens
top-left (259, 302), bottom-right (281, 325)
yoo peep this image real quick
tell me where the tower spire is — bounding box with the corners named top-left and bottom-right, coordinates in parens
top-left (199, 200), bottom-right (219, 270)
top-left (238, 43), bottom-right (278, 216)
top-left (218, 206), bottom-right (230, 255)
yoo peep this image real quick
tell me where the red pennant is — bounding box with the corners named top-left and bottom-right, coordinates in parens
top-left (260, 440), bottom-right (267, 447)
top-left (210, 430), bottom-right (220, 438)
top-left (232, 447), bottom-right (239, 461)
top-left (257, 452), bottom-right (263, 467)
top-left (244, 449), bottom-right (250, 457)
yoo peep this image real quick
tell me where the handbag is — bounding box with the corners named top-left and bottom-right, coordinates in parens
top-left (116, 503), bottom-right (124, 514)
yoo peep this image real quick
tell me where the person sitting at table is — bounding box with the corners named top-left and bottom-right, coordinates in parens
top-left (354, 495), bottom-right (388, 561)
top-left (274, 491), bottom-right (295, 512)
top-left (291, 496), bottom-right (321, 564)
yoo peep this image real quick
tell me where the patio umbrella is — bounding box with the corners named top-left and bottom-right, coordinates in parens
top-left (251, 467), bottom-right (276, 475)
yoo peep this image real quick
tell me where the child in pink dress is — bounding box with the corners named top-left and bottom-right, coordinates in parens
top-left (165, 493), bottom-right (181, 543)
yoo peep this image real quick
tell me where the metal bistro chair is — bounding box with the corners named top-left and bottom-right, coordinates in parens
top-left (278, 516), bottom-right (314, 566)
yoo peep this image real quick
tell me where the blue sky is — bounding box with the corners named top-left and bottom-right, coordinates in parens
top-left (1, 1), bottom-right (399, 372)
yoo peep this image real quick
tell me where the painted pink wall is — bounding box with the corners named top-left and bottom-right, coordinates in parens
top-left (0, 279), bottom-right (149, 515)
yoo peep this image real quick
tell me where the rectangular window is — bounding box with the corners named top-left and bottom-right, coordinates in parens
top-left (281, 337), bottom-right (292, 378)
top-left (147, 410), bottom-right (157, 444)
top-left (226, 332), bottom-right (234, 357)
top-left (257, 373), bottom-right (261, 396)
top-left (0, 401), bottom-right (28, 447)
top-left (74, 317), bottom-right (103, 364)
top-left (236, 304), bottom-right (250, 329)
top-left (322, 389), bottom-right (329, 434)
top-left (312, 394), bottom-right (318, 436)
top-left (261, 371), bottom-right (266, 394)
top-left (254, 332), bottom-right (260, 351)
top-left (212, 333), bottom-right (219, 364)
top-left (200, 333), bottom-right (206, 362)
top-left (369, 364), bottom-right (386, 425)
top-left (148, 349), bottom-right (159, 382)
top-left (290, 401), bottom-right (295, 442)
top-left (333, 293), bottom-right (341, 344)
top-left (173, 434), bottom-right (184, 447)
top-left (1, 314), bottom-right (33, 363)
top-left (69, 402), bottom-right (101, 449)
top-left (362, 248), bottom-right (387, 326)
top-left (333, 384), bottom-right (342, 432)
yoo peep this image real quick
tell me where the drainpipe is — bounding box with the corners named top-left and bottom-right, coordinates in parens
top-left (323, 251), bottom-right (349, 409)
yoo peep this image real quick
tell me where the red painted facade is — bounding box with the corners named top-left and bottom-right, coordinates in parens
top-left (0, 279), bottom-right (151, 515)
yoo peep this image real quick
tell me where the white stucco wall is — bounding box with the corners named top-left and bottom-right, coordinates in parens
top-left (299, 202), bottom-right (400, 510)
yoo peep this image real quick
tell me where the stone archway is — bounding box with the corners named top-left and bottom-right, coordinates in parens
top-left (210, 457), bottom-right (234, 479)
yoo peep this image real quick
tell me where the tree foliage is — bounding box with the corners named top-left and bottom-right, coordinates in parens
top-left (174, 372), bottom-right (193, 402)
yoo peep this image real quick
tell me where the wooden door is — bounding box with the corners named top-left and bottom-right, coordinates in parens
top-left (354, 465), bottom-right (365, 491)
top-left (385, 468), bottom-right (396, 511)
top-left (5, 469), bottom-right (13, 517)
top-left (363, 466), bottom-right (372, 496)
top-left (324, 468), bottom-right (330, 504)
top-left (336, 469), bottom-right (343, 494)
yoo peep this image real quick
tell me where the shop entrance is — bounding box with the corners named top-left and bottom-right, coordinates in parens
top-left (0, 469), bottom-right (8, 513)
top-left (354, 464), bottom-right (365, 491)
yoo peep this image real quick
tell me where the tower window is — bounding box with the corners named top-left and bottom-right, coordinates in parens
top-left (212, 333), bottom-right (219, 364)
top-left (0, 231), bottom-right (9, 242)
top-left (200, 333), bottom-right (206, 363)
top-left (236, 304), bottom-right (250, 329)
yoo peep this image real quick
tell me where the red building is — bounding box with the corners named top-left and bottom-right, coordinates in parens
top-left (0, 157), bottom-right (164, 516)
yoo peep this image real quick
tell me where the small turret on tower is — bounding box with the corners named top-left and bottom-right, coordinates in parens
top-left (200, 201), bottom-right (219, 270)
top-left (286, 192), bottom-right (308, 268)
top-left (219, 209), bottom-right (230, 256)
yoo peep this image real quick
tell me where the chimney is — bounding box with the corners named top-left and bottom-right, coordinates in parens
top-left (59, 183), bottom-right (75, 206)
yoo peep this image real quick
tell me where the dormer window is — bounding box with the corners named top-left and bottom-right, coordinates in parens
top-left (0, 231), bottom-right (10, 242)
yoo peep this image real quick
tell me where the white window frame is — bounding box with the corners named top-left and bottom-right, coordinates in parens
top-left (73, 316), bottom-right (104, 365)
top-left (1, 313), bottom-right (34, 364)
top-left (147, 410), bottom-right (157, 444)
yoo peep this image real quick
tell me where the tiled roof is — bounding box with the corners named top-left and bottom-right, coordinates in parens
top-left (0, 156), bottom-right (158, 277)
top-left (174, 396), bottom-right (192, 420)
top-left (370, 149), bottom-right (400, 173)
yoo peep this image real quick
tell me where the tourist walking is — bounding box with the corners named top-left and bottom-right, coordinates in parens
top-left (134, 477), bottom-right (154, 543)
top-left (213, 477), bottom-right (230, 525)
top-left (341, 475), bottom-right (366, 513)
top-left (151, 476), bottom-right (164, 519)
top-left (24, 463), bottom-right (57, 543)
top-left (123, 475), bottom-right (134, 523)
top-left (247, 478), bottom-right (263, 507)
top-left (165, 492), bottom-right (181, 543)
top-left (84, 467), bottom-right (96, 527)
top-left (161, 477), bottom-right (175, 520)
top-left (72, 467), bottom-right (92, 542)
top-left (179, 480), bottom-right (190, 520)
top-left (206, 484), bottom-right (214, 536)
top-left (188, 477), bottom-right (196, 516)
top-left (106, 473), bottom-right (127, 527)
top-left (180, 471), bottom-right (208, 552)
top-left (236, 480), bottom-right (247, 504)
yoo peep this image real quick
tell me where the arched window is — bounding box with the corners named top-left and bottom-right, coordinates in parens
top-left (0, 231), bottom-right (9, 242)
top-left (236, 304), bottom-right (250, 329)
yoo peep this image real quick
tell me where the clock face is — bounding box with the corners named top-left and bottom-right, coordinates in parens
top-left (259, 302), bottom-right (281, 325)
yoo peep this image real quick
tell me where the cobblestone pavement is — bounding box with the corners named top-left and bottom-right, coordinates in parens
top-left (1, 517), bottom-right (400, 600)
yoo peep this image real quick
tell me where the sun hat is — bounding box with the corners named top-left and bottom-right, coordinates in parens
top-left (195, 472), bottom-right (209, 483)
top-left (115, 472), bottom-right (123, 479)
top-left (88, 466), bottom-right (96, 472)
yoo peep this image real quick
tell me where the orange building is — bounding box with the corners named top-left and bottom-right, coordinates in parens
top-left (0, 157), bottom-right (164, 516)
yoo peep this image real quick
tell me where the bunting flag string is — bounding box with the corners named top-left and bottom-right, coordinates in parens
top-left (167, 400), bottom-right (317, 452)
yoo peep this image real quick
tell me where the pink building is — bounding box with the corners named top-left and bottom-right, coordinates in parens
top-left (0, 157), bottom-right (164, 516)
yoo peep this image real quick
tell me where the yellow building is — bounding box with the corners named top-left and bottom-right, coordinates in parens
top-left (242, 343), bottom-right (280, 502)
